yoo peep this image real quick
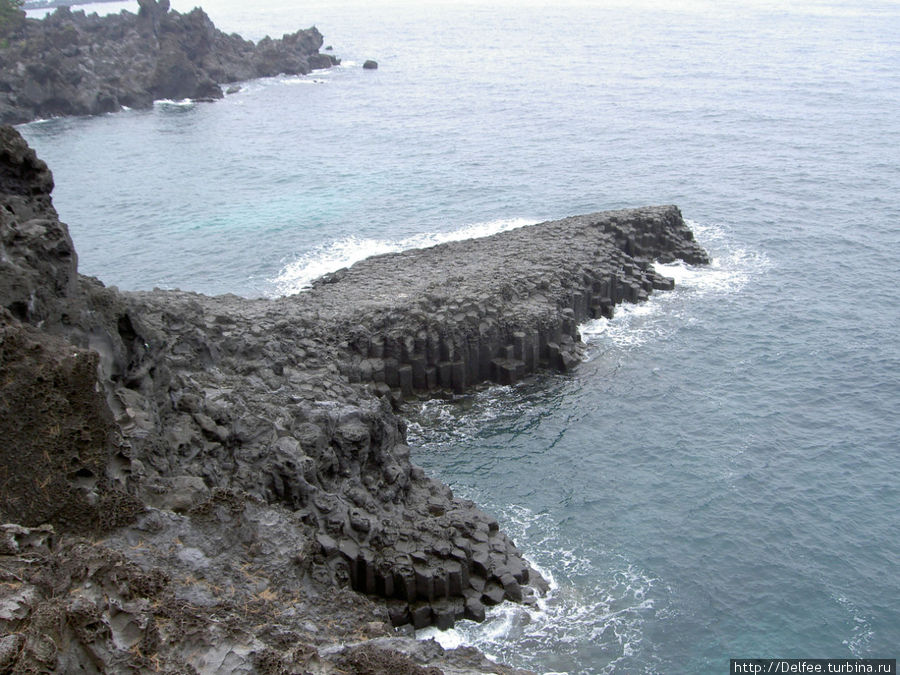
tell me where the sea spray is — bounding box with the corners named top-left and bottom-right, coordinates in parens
top-left (270, 217), bottom-right (536, 295)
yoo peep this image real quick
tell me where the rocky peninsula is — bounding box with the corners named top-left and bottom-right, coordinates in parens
top-left (0, 125), bottom-right (708, 673)
top-left (0, 0), bottom-right (339, 124)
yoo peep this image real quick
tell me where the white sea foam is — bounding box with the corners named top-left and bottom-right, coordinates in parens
top-left (153, 98), bottom-right (196, 107)
top-left (656, 221), bottom-right (768, 297)
top-left (835, 594), bottom-right (873, 657)
top-left (580, 220), bottom-right (770, 351)
top-left (269, 217), bottom-right (536, 296)
top-left (416, 625), bottom-right (465, 650)
top-left (580, 301), bottom-right (666, 350)
top-left (406, 382), bottom-right (552, 451)
top-left (654, 253), bottom-right (762, 296)
top-left (281, 77), bottom-right (327, 85)
top-left (414, 499), bottom-right (660, 674)
top-left (228, 72), bottom-right (333, 98)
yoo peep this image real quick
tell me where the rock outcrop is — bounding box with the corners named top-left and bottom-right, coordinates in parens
top-left (0, 126), bottom-right (708, 672)
top-left (0, 0), bottom-right (340, 124)
top-left (303, 205), bottom-right (707, 396)
top-left (0, 310), bottom-right (142, 535)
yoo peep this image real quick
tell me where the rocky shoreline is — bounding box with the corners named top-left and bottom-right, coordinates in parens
top-left (0, 0), bottom-right (339, 125)
top-left (0, 125), bottom-right (708, 673)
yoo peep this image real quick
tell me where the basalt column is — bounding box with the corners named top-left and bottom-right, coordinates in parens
top-left (322, 206), bottom-right (708, 397)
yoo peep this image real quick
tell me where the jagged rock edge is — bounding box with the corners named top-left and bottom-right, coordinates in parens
top-left (0, 125), bottom-right (709, 673)
top-left (0, 0), bottom-right (340, 124)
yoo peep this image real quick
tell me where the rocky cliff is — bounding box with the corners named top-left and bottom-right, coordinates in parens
top-left (0, 126), bottom-right (708, 673)
top-left (0, 0), bottom-right (339, 124)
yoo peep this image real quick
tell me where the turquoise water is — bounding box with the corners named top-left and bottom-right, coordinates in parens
top-left (20, 0), bottom-right (900, 672)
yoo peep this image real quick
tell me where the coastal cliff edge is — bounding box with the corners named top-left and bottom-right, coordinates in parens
top-left (0, 126), bottom-right (708, 673)
top-left (0, 0), bottom-right (339, 125)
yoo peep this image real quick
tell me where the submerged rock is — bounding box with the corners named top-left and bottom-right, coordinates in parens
top-left (0, 126), bottom-right (708, 672)
top-left (0, 0), bottom-right (341, 124)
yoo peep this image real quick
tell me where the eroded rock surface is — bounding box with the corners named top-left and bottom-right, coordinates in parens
top-left (0, 125), bottom-right (708, 672)
top-left (0, 0), bottom-right (339, 124)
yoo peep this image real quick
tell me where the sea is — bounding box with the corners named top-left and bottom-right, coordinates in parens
top-left (20, 0), bottom-right (900, 672)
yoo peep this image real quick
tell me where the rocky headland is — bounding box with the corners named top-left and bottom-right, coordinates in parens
top-left (0, 125), bottom-right (708, 673)
top-left (0, 0), bottom-right (339, 124)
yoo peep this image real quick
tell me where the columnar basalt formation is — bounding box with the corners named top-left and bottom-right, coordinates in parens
top-left (304, 207), bottom-right (709, 396)
top-left (0, 125), bottom-right (708, 673)
top-left (0, 0), bottom-right (339, 124)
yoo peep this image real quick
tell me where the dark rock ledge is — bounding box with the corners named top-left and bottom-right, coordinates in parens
top-left (0, 0), bottom-right (340, 125)
top-left (0, 125), bottom-right (708, 673)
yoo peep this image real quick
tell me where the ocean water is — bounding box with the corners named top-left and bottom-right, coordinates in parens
top-left (19, 0), bottom-right (900, 672)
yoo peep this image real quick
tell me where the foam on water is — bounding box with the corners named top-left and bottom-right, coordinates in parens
top-left (226, 57), bottom-right (391, 99)
top-left (269, 217), bottom-right (536, 296)
top-left (406, 382), bottom-right (547, 451)
top-left (408, 406), bottom-right (664, 672)
top-left (281, 77), bottom-right (328, 85)
top-left (475, 506), bottom-right (660, 673)
top-left (416, 625), bottom-right (465, 650)
top-left (153, 98), bottom-right (196, 108)
top-left (580, 221), bottom-right (770, 351)
top-left (412, 496), bottom-right (662, 675)
top-left (403, 222), bottom-right (773, 671)
top-left (190, 72), bottom-right (333, 105)
top-left (664, 220), bottom-right (770, 297)
top-left (835, 594), bottom-right (874, 658)
top-left (580, 302), bottom-right (664, 350)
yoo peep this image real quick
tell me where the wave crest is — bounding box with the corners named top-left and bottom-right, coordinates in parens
top-left (269, 217), bottom-right (536, 296)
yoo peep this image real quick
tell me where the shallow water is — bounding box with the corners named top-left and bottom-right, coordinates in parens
top-left (20, 0), bottom-right (900, 671)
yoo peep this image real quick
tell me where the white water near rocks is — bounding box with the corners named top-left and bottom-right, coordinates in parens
top-left (20, 0), bottom-right (900, 671)
top-left (271, 216), bottom-right (536, 294)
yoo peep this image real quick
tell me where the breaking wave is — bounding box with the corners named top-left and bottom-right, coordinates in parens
top-left (269, 217), bottom-right (536, 296)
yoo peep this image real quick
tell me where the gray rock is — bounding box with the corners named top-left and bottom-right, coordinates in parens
top-left (410, 603), bottom-right (432, 629)
top-left (0, 1), bottom-right (341, 125)
top-left (464, 596), bottom-right (486, 623)
top-left (482, 582), bottom-right (506, 606)
top-left (500, 572), bottom-right (523, 602)
top-left (0, 127), bottom-right (708, 673)
top-left (142, 475), bottom-right (209, 512)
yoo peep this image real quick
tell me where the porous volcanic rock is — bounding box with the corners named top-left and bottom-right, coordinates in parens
top-left (0, 309), bottom-right (143, 534)
top-left (0, 0), bottom-right (340, 124)
top-left (0, 125), bottom-right (709, 672)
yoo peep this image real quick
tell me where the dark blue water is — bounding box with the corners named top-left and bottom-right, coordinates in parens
top-left (21, 0), bottom-right (900, 672)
